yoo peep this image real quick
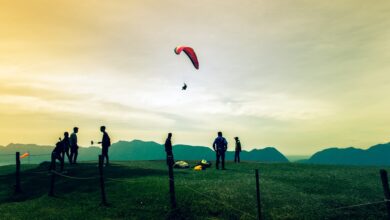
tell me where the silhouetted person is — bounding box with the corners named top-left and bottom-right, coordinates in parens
top-left (50, 138), bottom-right (64, 172)
top-left (182, 83), bottom-right (187, 90)
top-left (234, 137), bottom-right (241, 163)
top-left (69, 127), bottom-right (79, 164)
top-left (62, 132), bottom-right (71, 163)
top-left (165, 133), bottom-right (174, 166)
top-left (98, 126), bottom-right (111, 166)
top-left (213, 131), bottom-right (228, 170)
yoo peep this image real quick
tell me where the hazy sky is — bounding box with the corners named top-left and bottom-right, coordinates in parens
top-left (0, 0), bottom-right (389, 155)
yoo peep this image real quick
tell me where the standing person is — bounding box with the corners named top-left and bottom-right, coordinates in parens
top-left (50, 137), bottom-right (64, 172)
top-left (69, 127), bottom-right (79, 164)
top-left (62, 132), bottom-right (71, 163)
top-left (213, 131), bottom-right (228, 170)
top-left (98, 126), bottom-right (111, 166)
top-left (234, 137), bottom-right (241, 163)
top-left (164, 133), bottom-right (174, 166)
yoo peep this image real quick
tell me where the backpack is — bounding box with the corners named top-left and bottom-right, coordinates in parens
top-left (54, 140), bottom-right (63, 153)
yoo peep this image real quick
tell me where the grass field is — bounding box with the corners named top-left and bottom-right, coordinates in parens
top-left (0, 161), bottom-right (389, 220)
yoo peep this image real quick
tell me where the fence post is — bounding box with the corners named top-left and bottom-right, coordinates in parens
top-left (255, 169), bottom-right (262, 220)
top-left (167, 154), bottom-right (176, 209)
top-left (380, 169), bottom-right (390, 220)
top-left (48, 155), bottom-right (55, 196)
top-left (14, 152), bottom-right (21, 194)
top-left (99, 155), bottom-right (108, 206)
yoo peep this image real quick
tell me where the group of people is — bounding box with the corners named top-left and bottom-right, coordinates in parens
top-left (165, 131), bottom-right (242, 170)
top-left (50, 126), bottom-right (111, 172)
top-left (51, 128), bottom-right (239, 172)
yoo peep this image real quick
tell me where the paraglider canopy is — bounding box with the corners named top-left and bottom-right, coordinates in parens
top-left (174, 46), bottom-right (199, 69)
top-left (173, 161), bottom-right (190, 169)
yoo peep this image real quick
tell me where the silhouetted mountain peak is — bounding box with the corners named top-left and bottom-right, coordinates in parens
top-left (306, 142), bottom-right (390, 166)
top-left (127, 139), bottom-right (161, 146)
top-left (249, 147), bottom-right (277, 153)
top-left (367, 143), bottom-right (390, 152)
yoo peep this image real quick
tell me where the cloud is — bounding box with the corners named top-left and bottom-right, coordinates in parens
top-left (0, 0), bottom-right (390, 154)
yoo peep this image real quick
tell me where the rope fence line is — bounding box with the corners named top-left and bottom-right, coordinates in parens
top-left (4, 155), bottom-right (390, 219)
top-left (0, 154), bottom-right (15, 156)
top-left (0, 153), bottom-right (52, 156)
top-left (50, 170), bottom-right (99, 180)
top-left (106, 177), bottom-right (149, 184)
top-left (49, 166), bottom-right (390, 218)
top-left (29, 154), bottom-right (51, 157)
top-left (330, 199), bottom-right (390, 211)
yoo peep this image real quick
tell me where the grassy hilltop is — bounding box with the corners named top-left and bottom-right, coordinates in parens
top-left (0, 161), bottom-right (389, 220)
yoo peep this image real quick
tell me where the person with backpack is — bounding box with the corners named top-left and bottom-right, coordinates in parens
top-left (212, 131), bottom-right (228, 170)
top-left (50, 137), bottom-right (65, 172)
top-left (234, 137), bottom-right (242, 163)
top-left (62, 132), bottom-right (71, 163)
top-left (98, 126), bottom-right (111, 166)
top-left (69, 127), bottom-right (79, 164)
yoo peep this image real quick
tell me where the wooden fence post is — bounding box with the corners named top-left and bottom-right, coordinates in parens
top-left (255, 169), bottom-right (262, 220)
top-left (167, 154), bottom-right (176, 209)
top-left (380, 169), bottom-right (390, 220)
top-left (14, 152), bottom-right (21, 194)
top-left (99, 155), bottom-right (108, 206)
top-left (48, 154), bottom-right (55, 196)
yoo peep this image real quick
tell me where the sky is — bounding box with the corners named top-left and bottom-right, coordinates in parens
top-left (0, 0), bottom-right (389, 155)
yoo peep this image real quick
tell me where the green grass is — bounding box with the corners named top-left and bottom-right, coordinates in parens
top-left (0, 161), bottom-right (389, 220)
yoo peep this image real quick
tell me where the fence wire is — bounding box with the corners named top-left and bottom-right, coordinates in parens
top-left (330, 199), bottom-right (390, 211)
top-left (106, 177), bottom-right (148, 184)
top-left (3, 160), bottom-right (390, 219)
top-left (29, 154), bottom-right (51, 157)
top-left (51, 170), bottom-right (99, 180)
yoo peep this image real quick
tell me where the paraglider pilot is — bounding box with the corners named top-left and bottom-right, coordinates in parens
top-left (213, 131), bottom-right (228, 170)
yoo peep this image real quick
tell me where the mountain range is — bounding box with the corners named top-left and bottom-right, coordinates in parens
top-left (0, 140), bottom-right (288, 165)
top-left (303, 143), bottom-right (390, 166)
top-left (1, 140), bottom-right (390, 166)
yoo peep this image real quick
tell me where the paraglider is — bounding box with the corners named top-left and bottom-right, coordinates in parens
top-left (174, 46), bottom-right (199, 90)
top-left (20, 152), bottom-right (29, 159)
top-left (174, 46), bottom-right (199, 70)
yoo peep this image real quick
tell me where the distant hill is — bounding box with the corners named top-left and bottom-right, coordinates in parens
top-left (106, 140), bottom-right (288, 162)
top-left (304, 143), bottom-right (390, 166)
top-left (0, 140), bottom-right (288, 165)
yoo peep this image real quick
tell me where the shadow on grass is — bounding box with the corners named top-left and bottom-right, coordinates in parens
top-left (0, 162), bottom-right (168, 204)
